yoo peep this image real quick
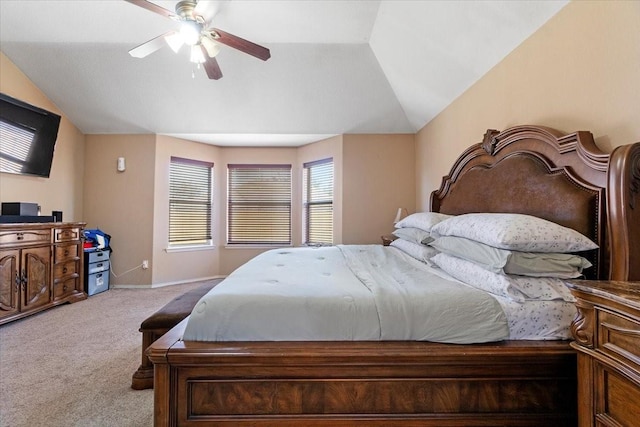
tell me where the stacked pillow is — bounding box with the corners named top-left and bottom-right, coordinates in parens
top-left (389, 212), bottom-right (452, 264)
top-left (427, 213), bottom-right (597, 302)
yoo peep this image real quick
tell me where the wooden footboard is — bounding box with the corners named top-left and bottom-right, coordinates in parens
top-left (149, 319), bottom-right (577, 426)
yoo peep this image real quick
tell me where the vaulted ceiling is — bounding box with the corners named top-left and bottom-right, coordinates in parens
top-left (0, 1), bottom-right (566, 146)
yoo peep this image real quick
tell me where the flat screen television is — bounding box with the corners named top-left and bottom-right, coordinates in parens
top-left (0, 93), bottom-right (61, 178)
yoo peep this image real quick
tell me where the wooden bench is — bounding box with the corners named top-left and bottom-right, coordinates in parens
top-left (130, 280), bottom-right (220, 390)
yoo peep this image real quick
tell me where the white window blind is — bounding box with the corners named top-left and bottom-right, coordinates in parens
top-left (169, 157), bottom-right (213, 245)
top-left (227, 164), bottom-right (292, 245)
top-left (0, 120), bottom-right (34, 174)
top-left (303, 158), bottom-right (333, 245)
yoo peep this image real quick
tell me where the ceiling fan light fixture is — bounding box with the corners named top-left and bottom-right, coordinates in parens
top-left (180, 20), bottom-right (201, 46)
top-left (190, 45), bottom-right (206, 64)
top-left (126, 0), bottom-right (271, 80)
top-left (201, 37), bottom-right (221, 58)
top-left (165, 32), bottom-right (184, 53)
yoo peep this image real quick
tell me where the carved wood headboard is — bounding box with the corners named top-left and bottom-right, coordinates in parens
top-left (429, 125), bottom-right (640, 281)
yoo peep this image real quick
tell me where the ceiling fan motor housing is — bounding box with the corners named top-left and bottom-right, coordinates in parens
top-left (175, 0), bottom-right (198, 19)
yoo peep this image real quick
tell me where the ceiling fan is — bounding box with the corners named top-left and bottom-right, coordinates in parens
top-left (124, 0), bottom-right (271, 80)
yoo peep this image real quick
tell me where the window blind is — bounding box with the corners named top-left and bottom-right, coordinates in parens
top-left (227, 164), bottom-right (292, 245)
top-left (303, 158), bottom-right (333, 245)
top-left (169, 157), bottom-right (213, 245)
top-left (0, 120), bottom-right (34, 174)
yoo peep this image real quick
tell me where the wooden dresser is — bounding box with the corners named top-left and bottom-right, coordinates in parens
top-left (0, 222), bottom-right (86, 325)
top-left (566, 280), bottom-right (640, 427)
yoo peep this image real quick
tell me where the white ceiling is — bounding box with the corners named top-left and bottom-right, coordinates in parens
top-left (0, 0), bottom-right (567, 147)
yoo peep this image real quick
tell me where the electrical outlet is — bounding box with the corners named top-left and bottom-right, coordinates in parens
top-left (142, 260), bottom-right (149, 270)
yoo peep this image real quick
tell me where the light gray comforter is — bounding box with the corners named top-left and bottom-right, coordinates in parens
top-left (182, 245), bottom-right (509, 343)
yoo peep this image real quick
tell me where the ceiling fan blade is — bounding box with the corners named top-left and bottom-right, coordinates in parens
top-left (210, 28), bottom-right (271, 61)
top-left (129, 31), bottom-right (175, 58)
top-left (203, 55), bottom-right (223, 80)
top-left (123, 0), bottom-right (178, 20)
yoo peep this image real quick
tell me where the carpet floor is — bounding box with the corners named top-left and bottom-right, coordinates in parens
top-left (0, 281), bottom-right (218, 427)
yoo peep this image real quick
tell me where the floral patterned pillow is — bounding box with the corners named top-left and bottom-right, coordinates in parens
top-left (392, 227), bottom-right (433, 245)
top-left (429, 236), bottom-right (592, 278)
top-left (395, 212), bottom-right (453, 232)
top-left (430, 213), bottom-right (598, 253)
top-left (390, 238), bottom-right (439, 264)
top-left (432, 253), bottom-right (576, 303)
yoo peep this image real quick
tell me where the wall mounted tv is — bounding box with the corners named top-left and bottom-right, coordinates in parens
top-left (0, 93), bottom-right (61, 178)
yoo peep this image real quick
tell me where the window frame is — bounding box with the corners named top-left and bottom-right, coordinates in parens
top-left (227, 164), bottom-right (293, 246)
top-left (167, 156), bottom-right (214, 249)
top-left (303, 157), bottom-right (334, 246)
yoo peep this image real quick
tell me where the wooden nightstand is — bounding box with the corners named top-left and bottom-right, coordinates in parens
top-left (381, 234), bottom-right (396, 246)
top-left (565, 280), bottom-right (640, 427)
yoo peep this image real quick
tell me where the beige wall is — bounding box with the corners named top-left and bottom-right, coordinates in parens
top-left (153, 135), bottom-right (221, 285)
top-left (415, 1), bottom-right (640, 211)
top-left (342, 134), bottom-right (416, 243)
top-left (84, 134), bottom-right (156, 286)
top-left (0, 52), bottom-right (85, 221)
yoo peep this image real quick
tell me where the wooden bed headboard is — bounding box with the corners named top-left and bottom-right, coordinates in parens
top-left (430, 125), bottom-right (640, 281)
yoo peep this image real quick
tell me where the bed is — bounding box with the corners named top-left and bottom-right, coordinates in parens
top-left (149, 125), bottom-right (640, 426)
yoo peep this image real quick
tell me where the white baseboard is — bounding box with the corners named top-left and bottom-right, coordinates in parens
top-left (110, 275), bottom-right (226, 289)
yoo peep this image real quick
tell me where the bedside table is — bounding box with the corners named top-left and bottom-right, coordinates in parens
top-left (565, 280), bottom-right (640, 427)
top-left (381, 234), bottom-right (396, 246)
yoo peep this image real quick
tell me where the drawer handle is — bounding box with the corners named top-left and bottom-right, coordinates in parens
top-left (63, 285), bottom-right (68, 291)
top-left (16, 233), bottom-right (24, 241)
top-left (64, 249), bottom-right (70, 256)
top-left (63, 267), bottom-right (68, 274)
top-left (601, 321), bottom-right (640, 337)
top-left (96, 263), bottom-right (103, 268)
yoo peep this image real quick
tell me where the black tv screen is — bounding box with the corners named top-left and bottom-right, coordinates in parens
top-left (0, 93), bottom-right (61, 178)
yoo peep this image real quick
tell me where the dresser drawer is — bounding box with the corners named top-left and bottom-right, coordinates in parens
top-left (598, 308), bottom-right (640, 373)
top-left (54, 260), bottom-right (78, 279)
top-left (55, 244), bottom-right (79, 262)
top-left (54, 227), bottom-right (80, 243)
top-left (595, 366), bottom-right (640, 427)
top-left (54, 276), bottom-right (79, 300)
top-left (0, 229), bottom-right (50, 246)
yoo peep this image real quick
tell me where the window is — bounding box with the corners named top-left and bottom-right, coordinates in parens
top-left (227, 164), bottom-right (292, 245)
top-left (169, 157), bottom-right (213, 246)
top-left (303, 158), bottom-right (334, 245)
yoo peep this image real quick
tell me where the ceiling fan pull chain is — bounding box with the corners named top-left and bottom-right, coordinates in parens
top-left (192, 62), bottom-right (202, 79)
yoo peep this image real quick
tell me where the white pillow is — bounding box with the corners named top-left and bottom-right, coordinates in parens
top-left (429, 236), bottom-right (592, 278)
top-left (431, 253), bottom-right (576, 303)
top-left (390, 238), bottom-right (439, 264)
top-left (392, 227), bottom-right (433, 245)
top-left (395, 212), bottom-right (452, 232)
top-left (430, 213), bottom-right (598, 253)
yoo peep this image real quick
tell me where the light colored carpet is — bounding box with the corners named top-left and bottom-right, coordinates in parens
top-left (0, 281), bottom-right (218, 427)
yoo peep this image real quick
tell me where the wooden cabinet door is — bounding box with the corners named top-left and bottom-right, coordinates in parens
top-left (21, 246), bottom-right (51, 312)
top-left (0, 248), bottom-right (20, 320)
